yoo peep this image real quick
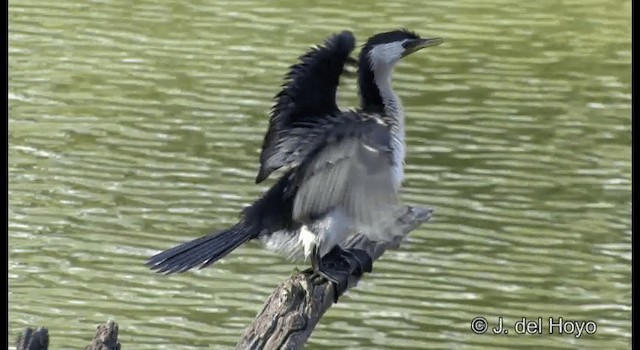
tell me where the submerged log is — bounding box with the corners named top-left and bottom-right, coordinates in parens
top-left (237, 205), bottom-right (433, 350)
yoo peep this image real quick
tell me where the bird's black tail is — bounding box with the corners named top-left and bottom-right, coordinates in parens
top-left (146, 221), bottom-right (257, 274)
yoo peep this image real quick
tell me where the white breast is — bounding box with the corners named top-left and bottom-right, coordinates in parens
top-left (384, 93), bottom-right (406, 191)
top-left (391, 134), bottom-right (405, 190)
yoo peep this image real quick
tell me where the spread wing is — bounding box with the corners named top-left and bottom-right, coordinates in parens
top-left (256, 31), bottom-right (357, 183)
top-left (276, 112), bottom-right (400, 230)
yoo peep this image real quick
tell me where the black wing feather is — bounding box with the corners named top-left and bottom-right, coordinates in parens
top-left (256, 31), bottom-right (357, 183)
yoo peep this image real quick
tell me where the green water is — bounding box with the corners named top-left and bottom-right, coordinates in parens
top-left (9, 0), bottom-right (631, 348)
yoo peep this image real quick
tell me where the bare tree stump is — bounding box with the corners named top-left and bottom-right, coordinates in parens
top-left (83, 320), bottom-right (121, 350)
top-left (16, 327), bottom-right (49, 350)
top-left (237, 205), bottom-right (433, 350)
top-left (15, 320), bottom-right (120, 350)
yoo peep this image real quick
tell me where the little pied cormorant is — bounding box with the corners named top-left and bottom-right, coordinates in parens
top-left (146, 29), bottom-right (443, 299)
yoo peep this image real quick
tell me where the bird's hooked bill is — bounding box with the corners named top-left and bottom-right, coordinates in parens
top-left (402, 37), bottom-right (444, 57)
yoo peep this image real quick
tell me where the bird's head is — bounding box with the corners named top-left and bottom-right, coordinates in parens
top-left (360, 29), bottom-right (443, 70)
top-left (357, 29), bottom-right (443, 112)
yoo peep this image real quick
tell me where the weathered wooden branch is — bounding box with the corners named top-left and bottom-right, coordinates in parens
top-left (15, 206), bottom-right (431, 350)
top-left (16, 320), bottom-right (120, 350)
top-left (237, 205), bottom-right (433, 350)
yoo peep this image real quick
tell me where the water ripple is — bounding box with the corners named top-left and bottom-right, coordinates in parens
top-left (9, 0), bottom-right (630, 348)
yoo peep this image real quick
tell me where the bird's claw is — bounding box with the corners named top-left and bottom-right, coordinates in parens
top-left (310, 267), bottom-right (350, 303)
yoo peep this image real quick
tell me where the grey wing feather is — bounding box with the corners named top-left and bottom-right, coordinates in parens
top-left (291, 117), bottom-right (400, 231)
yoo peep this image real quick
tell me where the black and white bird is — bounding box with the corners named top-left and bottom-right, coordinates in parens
top-left (146, 29), bottom-right (443, 297)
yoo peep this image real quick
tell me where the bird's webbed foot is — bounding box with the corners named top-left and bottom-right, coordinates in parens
top-left (336, 247), bottom-right (373, 276)
top-left (306, 245), bottom-right (374, 303)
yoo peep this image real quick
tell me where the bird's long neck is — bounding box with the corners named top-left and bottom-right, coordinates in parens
top-left (358, 54), bottom-right (404, 126)
top-left (358, 54), bottom-right (406, 188)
